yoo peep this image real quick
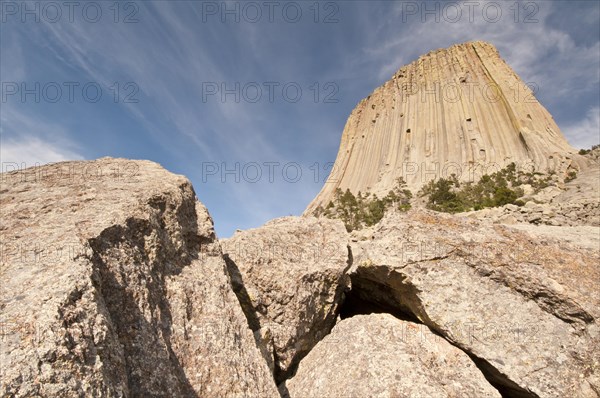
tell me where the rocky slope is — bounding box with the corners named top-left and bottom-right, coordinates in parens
top-left (306, 41), bottom-right (589, 214)
top-left (464, 164), bottom-right (600, 226)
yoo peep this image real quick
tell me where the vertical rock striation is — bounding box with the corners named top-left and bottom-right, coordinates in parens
top-left (306, 41), bottom-right (584, 214)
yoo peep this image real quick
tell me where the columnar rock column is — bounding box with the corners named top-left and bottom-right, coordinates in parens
top-left (306, 41), bottom-right (583, 214)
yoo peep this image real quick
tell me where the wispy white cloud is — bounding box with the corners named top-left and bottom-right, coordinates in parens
top-left (0, 19), bottom-right (83, 168)
top-left (564, 107), bottom-right (600, 149)
top-left (33, 1), bottom-right (283, 163)
top-left (0, 104), bottom-right (84, 167)
top-left (1, 135), bottom-right (83, 168)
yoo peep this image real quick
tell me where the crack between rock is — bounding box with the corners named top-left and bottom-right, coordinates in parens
top-left (345, 266), bottom-right (541, 398)
top-left (404, 250), bottom-right (455, 265)
top-left (223, 252), bottom-right (287, 397)
top-left (223, 244), bottom-right (356, 397)
top-left (463, 352), bottom-right (541, 398)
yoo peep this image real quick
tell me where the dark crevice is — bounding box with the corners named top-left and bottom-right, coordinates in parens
top-left (338, 282), bottom-right (418, 323)
top-left (223, 254), bottom-right (285, 395)
top-left (223, 254), bottom-right (262, 332)
top-left (278, 382), bottom-right (291, 398)
top-left (346, 266), bottom-right (434, 325)
top-left (278, 246), bottom-right (354, 393)
top-left (224, 246), bottom-right (354, 396)
top-left (465, 353), bottom-right (540, 398)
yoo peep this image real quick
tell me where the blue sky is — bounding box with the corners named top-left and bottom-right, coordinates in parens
top-left (1, 0), bottom-right (599, 237)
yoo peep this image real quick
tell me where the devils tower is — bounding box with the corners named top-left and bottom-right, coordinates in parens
top-left (306, 41), bottom-right (583, 214)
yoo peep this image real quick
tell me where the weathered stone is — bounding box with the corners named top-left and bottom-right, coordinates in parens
top-left (286, 314), bottom-right (501, 398)
top-left (0, 158), bottom-right (279, 397)
top-left (559, 168), bottom-right (600, 201)
top-left (496, 214), bottom-right (518, 224)
top-left (504, 203), bottom-right (519, 212)
top-left (531, 186), bottom-right (564, 203)
top-left (520, 184), bottom-right (535, 195)
top-left (508, 224), bottom-right (600, 252)
top-left (350, 210), bottom-right (600, 397)
top-left (221, 216), bottom-right (350, 382)
top-left (524, 200), bottom-right (539, 209)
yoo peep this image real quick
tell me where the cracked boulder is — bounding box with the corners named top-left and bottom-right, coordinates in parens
top-left (221, 216), bottom-right (350, 382)
top-left (286, 313), bottom-right (500, 397)
top-left (0, 158), bottom-right (279, 397)
top-left (350, 210), bottom-right (600, 398)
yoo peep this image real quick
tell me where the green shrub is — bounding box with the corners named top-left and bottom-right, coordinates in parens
top-left (565, 171), bottom-right (577, 183)
top-left (579, 145), bottom-right (599, 155)
top-left (316, 178), bottom-right (412, 231)
top-left (319, 163), bottom-right (560, 227)
top-left (424, 176), bottom-right (465, 213)
top-left (421, 165), bottom-right (526, 213)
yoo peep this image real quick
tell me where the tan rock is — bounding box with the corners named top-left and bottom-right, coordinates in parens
top-left (286, 314), bottom-right (501, 398)
top-left (520, 184), bottom-right (535, 195)
top-left (0, 159), bottom-right (279, 397)
top-left (496, 214), bottom-right (518, 224)
top-left (531, 186), bottom-right (563, 203)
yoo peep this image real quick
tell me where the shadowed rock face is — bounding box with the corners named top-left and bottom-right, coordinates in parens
top-left (0, 158), bottom-right (279, 398)
top-left (306, 41), bottom-right (586, 214)
top-left (286, 314), bottom-right (501, 398)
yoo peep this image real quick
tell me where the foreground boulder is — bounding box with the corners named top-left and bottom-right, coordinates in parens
top-left (286, 314), bottom-right (501, 397)
top-left (350, 210), bottom-right (600, 397)
top-left (221, 217), bottom-right (350, 382)
top-left (0, 158), bottom-right (279, 397)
